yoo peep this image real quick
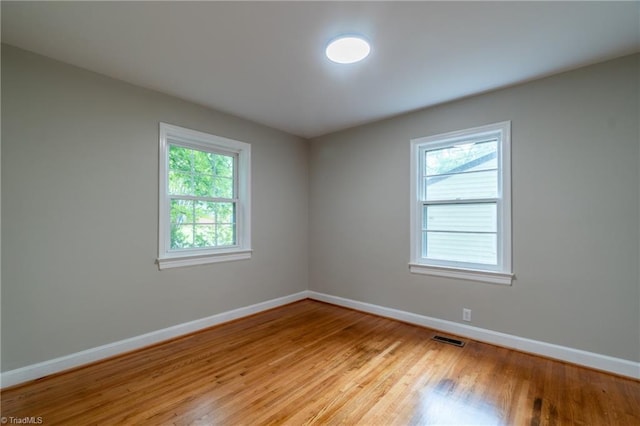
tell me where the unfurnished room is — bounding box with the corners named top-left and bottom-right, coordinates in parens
top-left (1, 1), bottom-right (639, 425)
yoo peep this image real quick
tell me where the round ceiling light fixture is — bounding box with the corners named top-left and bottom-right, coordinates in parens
top-left (325, 35), bottom-right (371, 64)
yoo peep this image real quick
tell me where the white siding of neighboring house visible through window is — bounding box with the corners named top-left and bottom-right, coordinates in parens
top-left (425, 149), bottom-right (498, 265)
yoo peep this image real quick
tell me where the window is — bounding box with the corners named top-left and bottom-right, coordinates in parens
top-left (409, 121), bottom-right (512, 285)
top-left (158, 123), bottom-right (251, 269)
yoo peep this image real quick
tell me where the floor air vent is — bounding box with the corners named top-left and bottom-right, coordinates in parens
top-left (432, 335), bottom-right (465, 347)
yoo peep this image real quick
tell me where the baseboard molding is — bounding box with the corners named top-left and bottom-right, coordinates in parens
top-left (0, 291), bottom-right (310, 389)
top-left (307, 291), bottom-right (640, 380)
top-left (3, 289), bottom-right (638, 388)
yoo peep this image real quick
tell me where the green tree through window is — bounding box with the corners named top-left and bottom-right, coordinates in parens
top-left (168, 145), bottom-right (236, 249)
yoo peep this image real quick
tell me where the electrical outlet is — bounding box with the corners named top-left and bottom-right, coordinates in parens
top-left (463, 308), bottom-right (471, 322)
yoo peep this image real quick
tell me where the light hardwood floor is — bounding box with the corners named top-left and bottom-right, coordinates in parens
top-left (1, 300), bottom-right (639, 425)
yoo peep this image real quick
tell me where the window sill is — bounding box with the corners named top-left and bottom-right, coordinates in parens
top-left (408, 263), bottom-right (513, 285)
top-left (158, 249), bottom-right (252, 270)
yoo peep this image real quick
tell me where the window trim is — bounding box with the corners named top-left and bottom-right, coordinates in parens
top-left (157, 123), bottom-right (251, 270)
top-left (409, 121), bottom-right (513, 285)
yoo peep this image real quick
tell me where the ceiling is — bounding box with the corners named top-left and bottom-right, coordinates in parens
top-left (2, 1), bottom-right (639, 139)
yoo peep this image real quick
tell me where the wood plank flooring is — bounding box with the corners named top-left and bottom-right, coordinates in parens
top-left (1, 300), bottom-right (639, 425)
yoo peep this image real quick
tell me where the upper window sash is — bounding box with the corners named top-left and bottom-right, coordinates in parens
top-left (167, 143), bottom-right (238, 202)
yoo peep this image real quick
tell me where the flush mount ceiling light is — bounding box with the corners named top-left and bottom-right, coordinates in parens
top-left (325, 35), bottom-right (371, 64)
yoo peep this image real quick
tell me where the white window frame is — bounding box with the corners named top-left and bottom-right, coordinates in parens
top-left (409, 121), bottom-right (513, 285)
top-left (157, 123), bottom-right (251, 270)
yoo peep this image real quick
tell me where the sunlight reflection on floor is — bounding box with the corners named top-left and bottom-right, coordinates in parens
top-left (411, 383), bottom-right (502, 425)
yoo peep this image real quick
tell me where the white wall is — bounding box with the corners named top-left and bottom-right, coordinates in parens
top-left (309, 54), bottom-right (640, 362)
top-left (1, 45), bottom-right (309, 371)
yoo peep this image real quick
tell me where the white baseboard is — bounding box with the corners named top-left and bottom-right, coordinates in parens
top-left (0, 291), bottom-right (309, 389)
top-left (307, 291), bottom-right (640, 380)
top-left (3, 289), bottom-right (637, 388)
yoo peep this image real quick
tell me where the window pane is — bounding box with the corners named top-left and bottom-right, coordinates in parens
top-left (171, 224), bottom-right (194, 249)
top-left (215, 202), bottom-right (235, 224)
top-left (169, 145), bottom-right (192, 172)
top-left (423, 231), bottom-right (497, 265)
top-left (212, 177), bottom-right (234, 199)
top-left (214, 154), bottom-right (234, 178)
top-left (194, 225), bottom-right (216, 248)
top-left (424, 203), bottom-right (496, 232)
top-left (171, 199), bottom-right (194, 223)
top-left (194, 201), bottom-right (215, 224)
top-left (193, 150), bottom-right (214, 175)
top-left (425, 140), bottom-right (497, 176)
top-left (169, 171), bottom-right (194, 195)
top-left (217, 224), bottom-right (236, 246)
top-left (425, 169), bottom-right (497, 201)
top-left (193, 174), bottom-right (214, 197)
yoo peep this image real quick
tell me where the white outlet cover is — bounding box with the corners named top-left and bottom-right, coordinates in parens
top-left (463, 309), bottom-right (471, 322)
